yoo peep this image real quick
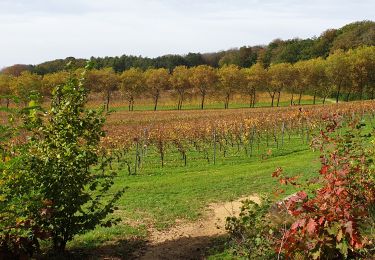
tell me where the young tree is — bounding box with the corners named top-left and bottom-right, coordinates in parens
top-left (86, 68), bottom-right (119, 111)
top-left (26, 69), bottom-right (124, 253)
top-left (363, 46), bottom-right (375, 99)
top-left (0, 74), bottom-right (13, 108)
top-left (189, 65), bottom-right (218, 109)
top-left (348, 46), bottom-right (374, 100)
top-left (42, 71), bottom-right (69, 99)
top-left (325, 50), bottom-right (351, 103)
top-left (268, 63), bottom-right (293, 107)
top-left (292, 60), bottom-right (312, 105)
top-left (218, 65), bottom-right (245, 109)
top-left (312, 58), bottom-right (331, 104)
top-left (144, 68), bottom-right (170, 111)
top-left (0, 101), bottom-right (47, 259)
top-left (10, 71), bottom-right (42, 106)
top-left (242, 63), bottom-right (268, 108)
top-left (120, 68), bottom-right (145, 111)
top-left (170, 66), bottom-right (191, 110)
top-left (305, 58), bottom-right (331, 105)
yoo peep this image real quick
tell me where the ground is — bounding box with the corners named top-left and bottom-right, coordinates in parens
top-left (65, 140), bottom-right (319, 259)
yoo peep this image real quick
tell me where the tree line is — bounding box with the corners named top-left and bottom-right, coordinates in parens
top-left (0, 46), bottom-right (374, 111)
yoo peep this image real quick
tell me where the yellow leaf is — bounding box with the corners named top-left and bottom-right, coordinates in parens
top-left (337, 229), bottom-right (343, 242)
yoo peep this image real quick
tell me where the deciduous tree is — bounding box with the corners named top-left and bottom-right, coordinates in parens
top-left (120, 68), bottom-right (145, 111)
top-left (86, 68), bottom-right (119, 111)
top-left (144, 68), bottom-right (170, 111)
top-left (326, 50), bottom-right (351, 103)
top-left (170, 66), bottom-right (191, 110)
top-left (218, 65), bottom-right (246, 109)
top-left (268, 63), bottom-right (293, 107)
top-left (10, 71), bottom-right (42, 106)
top-left (189, 65), bottom-right (218, 109)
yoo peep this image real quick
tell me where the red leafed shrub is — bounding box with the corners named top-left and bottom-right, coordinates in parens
top-left (275, 114), bottom-right (375, 259)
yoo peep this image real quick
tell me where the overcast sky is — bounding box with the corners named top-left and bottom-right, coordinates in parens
top-left (0, 0), bottom-right (374, 68)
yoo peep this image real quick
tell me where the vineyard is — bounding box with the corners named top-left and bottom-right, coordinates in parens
top-left (1, 73), bottom-right (375, 259)
top-left (100, 101), bottom-right (375, 174)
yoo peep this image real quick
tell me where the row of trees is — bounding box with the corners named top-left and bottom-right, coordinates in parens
top-left (1, 46), bottom-right (374, 111)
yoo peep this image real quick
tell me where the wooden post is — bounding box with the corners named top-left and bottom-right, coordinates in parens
top-left (281, 121), bottom-right (285, 147)
top-left (213, 129), bottom-right (217, 165)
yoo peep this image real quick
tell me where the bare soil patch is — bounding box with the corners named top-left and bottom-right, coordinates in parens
top-left (137, 195), bottom-right (260, 260)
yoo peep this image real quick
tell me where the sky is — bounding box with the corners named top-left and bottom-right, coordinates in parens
top-left (0, 0), bottom-right (374, 68)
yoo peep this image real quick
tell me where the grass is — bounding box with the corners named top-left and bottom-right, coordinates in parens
top-left (87, 91), bottom-right (328, 111)
top-left (110, 99), bottom-right (324, 112)
top-left (68, 133), bottom-right (321, 252)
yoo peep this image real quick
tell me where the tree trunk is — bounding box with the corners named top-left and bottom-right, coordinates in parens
top-left (323, 96), bottom-right (326, 104)
top-left (201, 92), bottom-right (205, 110)
top-left (313, 91), bottom-right (317, 105)
top-left (276, 91), bottom-right (281, 107)
top-left (252, 90), bottom-right (256, 107)
top-left (225, 94), bottom-right (230, 109)
top-left (6, 98), bottom-right (9, 109)
top-left (106, 91), bottom-right (110, 111)
top-left (154, 94), bottom-right (159, 111)
top-left (290, 93), bottom-right (294, 106)
top-left (346, 91), bottom-right (351, 102)
top-left (53, 237), bottom-right (67, 254)
top-left (336, 83), bottom-right (341, 103)
top-left (298, 92), bottom-right (302, 105)
top-left (271, 94), bottom-right (275, 107)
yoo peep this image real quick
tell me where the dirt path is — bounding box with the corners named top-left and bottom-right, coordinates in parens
top-left (135, 195), bottom-right (260, 260)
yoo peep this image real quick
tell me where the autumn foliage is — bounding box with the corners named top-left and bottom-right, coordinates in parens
top-left (227, 113), bottom-right (374, 259)
top-left (273, 114), bottom-right (374, 258)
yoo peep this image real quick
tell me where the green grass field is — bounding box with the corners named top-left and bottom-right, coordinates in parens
top-left (63, 133), bottom-right (321, 258)
top-left (110, 99), bottom-right (325, 112)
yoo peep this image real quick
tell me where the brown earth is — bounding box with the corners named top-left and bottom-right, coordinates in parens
top-left (134, 195), bottom-right (260, 260)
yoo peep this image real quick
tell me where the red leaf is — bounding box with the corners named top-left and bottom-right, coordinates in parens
top-left (345, 221), bottom-right (353, 237)
top-left (291, 218), bottom-right (306, 231)
top-left (272, 167), bottom-right (283, 178)
top-left (318, 216), bottom-right (325, 225)
top-left (320, 165), bottom-right (329, 175)
top-left (306, 218), bottom-right (317, 235)
top-left (296, 191), bottom-right (307, 200)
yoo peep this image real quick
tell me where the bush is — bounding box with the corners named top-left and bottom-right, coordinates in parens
top-left (226, 114), bottom-right (375, 259)
top-left (0, 65), bottom-right (124, 257)
top-left (277, 115), bottom-right (375, 259)
top-left (225, 197), bottom-right (281, 259)
top-left (0, 100), bottom-right (47, 258)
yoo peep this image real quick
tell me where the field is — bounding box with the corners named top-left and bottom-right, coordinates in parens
top-left (49, 100), bottom-right (373, 259)
top-left (87, 91), bottom-right (322, 111)
top-left (1, 4), bottom-right (375, 259)
top-left (1, 92), bottom-right (374, 259)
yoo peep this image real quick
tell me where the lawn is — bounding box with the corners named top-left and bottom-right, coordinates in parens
top-left (67, 134), bottom-right (320, 255)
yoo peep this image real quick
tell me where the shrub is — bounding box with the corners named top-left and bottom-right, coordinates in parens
top-left (225, 197), bottom-right (281, 259)
top-left (0, 65), bottom-right (124, 257)
top-left (226, 114), bottom-right (375, 259)
top-left (0, 100), bottom-right (47, 258)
